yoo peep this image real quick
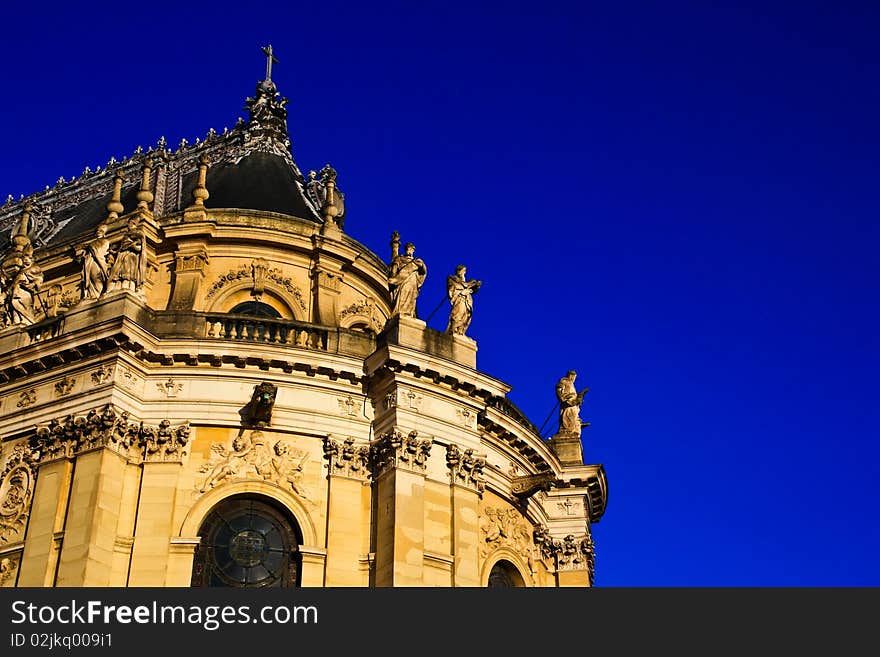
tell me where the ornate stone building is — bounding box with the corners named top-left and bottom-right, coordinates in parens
top-left (0, 52), bottom-right (607, 588)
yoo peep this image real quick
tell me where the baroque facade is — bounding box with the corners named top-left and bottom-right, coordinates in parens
top-left (0, 54), bottom-right (607, 588)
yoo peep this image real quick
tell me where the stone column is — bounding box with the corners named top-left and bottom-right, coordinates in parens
top-left (371, 429), bottom-right (432, 587)
top-left (322, 435), bottom-right (371, 586)
top-left (108, 462), bottom-right (143, 585)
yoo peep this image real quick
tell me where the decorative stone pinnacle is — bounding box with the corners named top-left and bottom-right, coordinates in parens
top-left (137, 158), bottom-right (154, 211)
top-left (17, 202), bottom-right (31, 237)
top-left (192, 154), bottom-right (210, 206)
top-left (322, 166), bottom-right (339, 221)
top-left (106, 170), bottom-right (125, 219)
top-left (11, 202), bottom-right (32, 253)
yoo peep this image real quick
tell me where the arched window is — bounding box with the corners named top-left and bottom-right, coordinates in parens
top-left (229, 301), bottom-right (281, 318)
top-left (191, 496), bottom-right (302, 588)
top-left (487, 560), bottom-right (526, 587)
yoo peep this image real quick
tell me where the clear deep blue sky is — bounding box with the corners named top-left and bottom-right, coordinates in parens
top-left (3, 2), bottom-right (877, 586)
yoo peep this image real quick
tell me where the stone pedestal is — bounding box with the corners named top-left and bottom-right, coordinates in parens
top-left (380, 315), bottom-right (477, 368)
top-left (548, 432), bottom-right (584, 466)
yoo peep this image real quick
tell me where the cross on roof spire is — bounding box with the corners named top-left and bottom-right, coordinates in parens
top-left (261, 44), bottom-right (278, 81)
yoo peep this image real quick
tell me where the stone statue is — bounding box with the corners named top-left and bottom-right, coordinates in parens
top-left (555, 370), bottom-right (589, 437)
top-left (78, 223), bottom-right (111, 300)
top-left (445, 264), bottom-right (482, 336)
top-left (107, 218), bottom-right (147, 294)
top-left (4, 255), bottom-right (44, 326)
top-left (388, 238), bottom-right (427, 319)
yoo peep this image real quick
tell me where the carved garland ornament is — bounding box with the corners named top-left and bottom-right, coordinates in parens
top-left (371, 429), bottom-right (432, 477)
top-left (33, 405), bottom-right (191, 463)
top-left (533, 523), bottom-right (596, 584)
top-left (445, 443), bottom-right (486, 494)
top-left (0, 555), bottom-right (18, 584)
top-left (323, 435), bottom-right (371, 480)
top-left (204, 262), bottom-right (307, 310)
top-left (0, 443), bottom-right (38, 543)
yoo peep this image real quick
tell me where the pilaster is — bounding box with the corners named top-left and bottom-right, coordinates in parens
top-left (310, 264), bottom-right (343, 326)
top-left (371, 428), bottom-right (432, 587)
top-left (445, 443), bottom-right (486, 586)
top-left (18, 460), bottom-right (73, 586)
top-left (128, 460), bottom-right (185, 586)
top-left (55, 448), bottom-right (128, 586)
top-left (322, 435), bottom-right (371, 586)
top-left (166, 244), bottom-right (209, 311)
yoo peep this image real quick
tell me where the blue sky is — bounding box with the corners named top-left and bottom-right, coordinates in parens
top-left (3, 2), bottom-right (877, 585)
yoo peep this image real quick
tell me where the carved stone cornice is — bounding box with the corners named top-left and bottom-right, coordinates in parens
top-left (323, 435), bottom-right (371, 481)
top-left (32, 405), bottom-right (190, 464)
top-left (370, 428), bottom-right (432, 478)
top-left (0, 442), bottom-right (38, 543)
top-left (511, 473), bottom-right (557, 501)
top-left (445, 443), bottom-right (486, 495)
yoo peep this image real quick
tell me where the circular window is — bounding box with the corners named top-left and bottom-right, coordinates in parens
top-left (191, 496), bottom-right (301, 587)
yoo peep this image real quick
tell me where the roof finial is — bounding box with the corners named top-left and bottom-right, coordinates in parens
top-left (11, 201), bottom-right (33, 255)
top-left (262, 44), bottom-right (278, 82)
top-left (106, 170), bottom-right (125, 220)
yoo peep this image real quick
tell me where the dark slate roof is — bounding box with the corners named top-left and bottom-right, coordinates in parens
top-left (181, 151), bottom-right (317, 219)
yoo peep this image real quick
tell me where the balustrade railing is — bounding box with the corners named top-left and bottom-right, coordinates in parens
top-left (204, 313), bottom-right (328, 350)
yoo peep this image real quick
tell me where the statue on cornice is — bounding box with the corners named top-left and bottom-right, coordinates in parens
top-left (445, 264), bottom-right (482, 336)
top-left (77, 223), bottom-right (111, 300)
top-left (388, 234), bottom-right (427, 319)
top-left (107, 218), bottom-right (146, 295)
top-left (555, 370), bottom-right (590, 438)
top-left (3, 254), bottom-right (44, 326)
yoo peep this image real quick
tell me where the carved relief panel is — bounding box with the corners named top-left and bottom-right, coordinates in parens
top-left (195, 431), bottom-right (314, 505)
top-left (0, 440), bottom-right (38, 544)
